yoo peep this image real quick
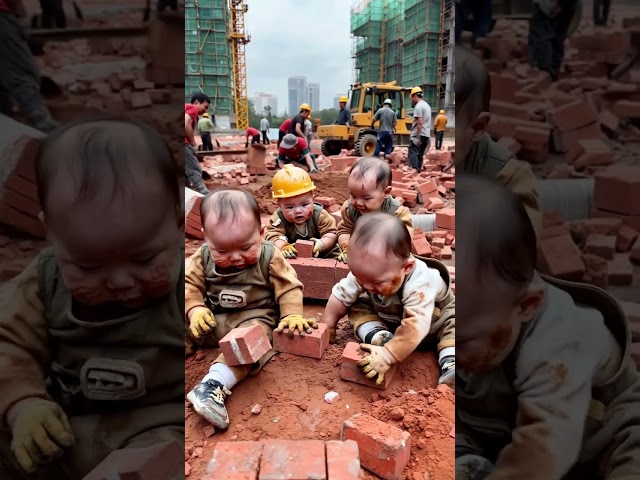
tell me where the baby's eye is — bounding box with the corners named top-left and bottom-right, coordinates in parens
top-left (76, 264), bottom-right (101, 271)
top-left (241, 246), bottom-right (252, 251)
top-left (133, 254), bottom-right (157, 265)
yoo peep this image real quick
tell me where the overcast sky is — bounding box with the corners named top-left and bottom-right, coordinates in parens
top-left (245, 0), bottom-right (353, 114)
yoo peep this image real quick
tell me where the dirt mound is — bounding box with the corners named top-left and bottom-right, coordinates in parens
top-left (184, 304), bottom-right (454, 480)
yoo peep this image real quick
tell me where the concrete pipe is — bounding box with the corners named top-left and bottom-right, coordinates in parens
top-left (411, 213), bottom-right (437, 232)
top-left (535, 178), bottom-right (595, 222)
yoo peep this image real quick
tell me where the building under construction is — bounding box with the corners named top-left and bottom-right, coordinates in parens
top-left (185, 0), bottom-right (249, 129)
top-left (351, 0), bottom-right (454, 116)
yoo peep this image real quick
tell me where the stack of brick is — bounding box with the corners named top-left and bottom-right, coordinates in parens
top-left (247, 145), bottom-right (269, 176)
top-left (411, 209), bottom-right (455, 261)
top-left (185, 188), bottom-right (204, 240)
top-left (0, 118), bottom-right (46, 238)
top-left (592, 165), bottom-right (640, 231)
top-left (87, 72), bottom-right (172, 112)
top-left (202, 439), bottom-right (361, 480)
top-left (473, 22), bottom-right (639, 169)
top-left (388, 163), bottom-right (455, 211)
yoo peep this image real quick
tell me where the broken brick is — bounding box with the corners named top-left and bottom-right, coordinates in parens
top-left (594, 166), bottom-right (640, 216)
top-left (436, 208), bottom-right (455, 230)
top-left (129, 91), bottom-right (152, 108)
top-left (538, 234), bottom-right (585, 280)
top-left (295, 239), bottom-right (314, 258)
top-left (607, 254), bottom-right (633, 286)
top-left (326, 440), bottom-right (361, 480)
top-left (617, 225), bottom-right (638, 253)
top-left (599, 110), bottom-right (620, 137)
top-left (341, 413), bottom-right (411, 480)
top-left (581, 253), bottom-right (608, 290)
top-left (219, 324), bottom-right (272, 367)
top-left (315, 196), bottom-right (336, 206)
top-left (203, 441), bottom-right (263, 480)
top-left (340, 342), bottom-right (398, 390)
top-left (584, 234), bottom-right (616, 260)
top-left (547, 100), bottom-right (598, 132)
top-left (259, 440), bottom-right (326, 480)
top-left (273, 323), bottom-right (329, 359)
top-left (611, 100), bottom-right (640, 119)
top-left (572, 139), bottom-right (614, 169)
top-left (412, 236), bottom-right (432, 257)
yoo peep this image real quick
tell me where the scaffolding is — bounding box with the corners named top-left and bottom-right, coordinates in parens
top-left (185, 0), bottom-right (233, 116)
top-left (350, 0), bottom-right (452, 111)
top-left (229, 0), bottom-right (250, 130)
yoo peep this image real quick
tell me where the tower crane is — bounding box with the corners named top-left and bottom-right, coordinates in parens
top-left (228, 0), bottom-right (250, 130)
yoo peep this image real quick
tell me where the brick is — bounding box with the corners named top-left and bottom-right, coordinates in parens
top-left (326, 440), bottom-right (361, 480)
top-left (581, 254), bottom-right (608, 290)
top-left (547, 100), bottom-right (598, 132)
top-left (617, 225), bottom-right (638, 253)
top-left (248, 145), bottom-right (267, 168)
top-left (538, 234), bottom-right (585, 280)
top-left (594, 166), bottom-right (640, 216)
top-left (391, 169), bottom-right (404, 182)
top-left (341, 413), bottom-right (411, 480)
top-left (340, 342), bottom-right (398, 390)
top-left (133, 78), bottom-right (154, 90)
top-left (289, 258), bottom-right (336, 299)
top-left (489, 72), bottom-right (520, 102)
top-left (273, 323), bottom-right (329, 359)
top-left (83, 441), bottom-right (183, 480)
top-left (607, 254), bottom-right (633, 286)
top-left (130, 91), bottom-right (152, 108)
top-left (185, 188), bottom-right (204, 239)
top-left (514, 125), bottom-right (550, 146)
top-left (203, 441), bottom-right (263, 480)
top-left (400, 190), bottom-right (417, 208)
top-left (584, 234), bottom-right (616, 260)
top-left (331, 156), bottom-right (352, 172)
top-left (147, 88), bottom-right (172, 104)
top-left (436, 208), bottom-right (455, 230)
top-left (335, 261), bottom-right (350, 282)
top-left (553, 122), bottom-right (603, 152)
top-left (541, 224), bottom-right (571, 239)
top-left (412, 236), bottom-right (432, 257)
top-left (259, 440), bottom-right (326, 480)
top-left (219, 324), bottom-right (272, 367)
top-left (573, 139), bottom-right (614, 169)
top-left (295, 239), bottom-right (314, 258)
top-left (315, 196), bottom-right (336, 206)
top-left (490, 100), bottom-right (532, 120)
top-left (599, 110), bottom-right (620, 137)
top-left (326, 203), bottom-right (341, 214)
top-left (427, 197), bottom-right (444, 210)
top-left (417, 179), bottom-right (437, 195)
top-left (611, 100), bottom-right (640, 119)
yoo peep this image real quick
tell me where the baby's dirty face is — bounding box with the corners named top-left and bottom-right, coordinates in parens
top-left (348, 170), bottom-right (389, 214)
top-left (204, 211), bottom-right (262, 271)
top-left (278, 192), bottom-right (315, 226)
top-left (348, 246), bottom-right (410, 297)
top-left (46, 192), bottom-right (182, 309)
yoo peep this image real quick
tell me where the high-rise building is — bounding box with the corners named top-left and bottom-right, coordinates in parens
top-left (306, 83), bottom-right (320, 112)
top-left (288, 76), bottom-right (307, 116)
top-left (254, 92), bottom-right (278, 117)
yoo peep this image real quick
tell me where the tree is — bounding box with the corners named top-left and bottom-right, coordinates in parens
top-left (263, 105), bottom-right (272, 121)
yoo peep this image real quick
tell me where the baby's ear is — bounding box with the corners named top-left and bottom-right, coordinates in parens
top-left (384, 185), bottom-right (393, 195)
top-left (517, 286), bottom-right (544, 324)
top-left (403, 256), bottom-right (415, 274)
top-left (471, 111), bottom-right (491, 141)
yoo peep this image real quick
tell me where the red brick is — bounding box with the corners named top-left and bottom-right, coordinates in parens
top-left (219, 324), bottom-right (272, 367)
top-left (83, 441), bottom-right (182, 480)
top-left (514, 125), bottom-right (550, 146)
top-left (573, 139), bottom-right (614, 169)
top-left (340, 342), bottom-right (398, 390)
top-left (538, 234), bottom-right (585, 280)
top-left (400, 190), bottom-right (417, 208)
top-left (331, 156), bottom-right (352, 172)
top-left (295, 239), bottom-right (314, 258)
top-left (335, 261), bottom-right (350, 283)
top-left (487, 115), bottom-right (516, 139)
top-left (600, 110), bottom-right (620, 137)
top-left (147, 88), bottom-right (171, 104)
top-left (490, 100), bottom-right (532, 120)
top-left (432, 237), bottom-right (445, 248)
top-left (203, 441), bottom-right (263, 480)
top-left (427, 197), bottom-right (444, 210)
top-left (340, 413), bottom-right (411, 480)
top-left (489, 72), bottom-right (520, 102)
top-left (289, 257), bottom-right (336, 299)
top-left (412, 236), bottom-right (432, 257)
top-left (417, 179), bottom-right (437, 195)
top-left (391, 169), bottom-right (404, 182)
top-left (611, 100), bottom-right (640, 119)
top-left (130, 91), bottom-right (152, 108)
top-left (607, 254), bottom-right (633, 286)
top-left (553, 122), bottom-right (603, 153)
top-left (617, 225), bottom-right (638, 253)
top-left (326, 203), bottom-right (341, 214)
top-left (259, 440), bottom-right (326, 480)
top-left (541, 224), bottom-right (571, 239)
top-left (548, 100), bottom-right (598, 132)
top-left (273, 323), bottom-right (329, 359)
top-left (436, 208), bottom-right (455, 230)
top-left (315, 196), bottom-right (336, 206)
top-left (594, 166), bottom-right (640, 216)
top-left (326, 440), bottom-right (361, 480)
top-left (584, 234), bottom-right (616, 260)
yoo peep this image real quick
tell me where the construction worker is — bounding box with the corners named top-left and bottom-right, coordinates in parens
top-left (528, 0), bottom-right (580, 81)
top-left (264, 165), bottom-right (339, 259)
top-left (198, 112), bottom-right (215, 151)
top-left (245, 126), bottom-right (261, 148)
top-left (372, 99), bottom-right (396, 160)
top-left (278, 117), bottom-right (292, 148)
top-left (260, 115), bottom-right (270, 144)
top-left (455, 0), bottom-right (493, 47)
top-left (185, 92), bottom-right (210, 195)
top-left (305, 117), bottom-right (313, 148)
top-left (289, 103), bottom-right (311, 139)
top-left (38, 0), bottom-right (66, 28)
top-left (408, 86), bottom-right (431, 173)
top-left (278, 133), bottom-right (318, 173)
top-left (434, 109), bottom-right (448, 150)
top-left (335, 95), bottom-right (352, 126)
top-left (593, 0), bottom-right (611, 26)
top-left (0, 0), bottom-right (58, 133)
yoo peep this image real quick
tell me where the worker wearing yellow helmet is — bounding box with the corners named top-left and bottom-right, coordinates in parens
top-left (265, 164), bottom-right (339, 259)
top-left (334, 95), bottom-right (352, 126)
top-left (289, 103), bottom-right (312, 140)
top-left (408, 86), bottom-right (432, 174)
top-left (434, 108), bottom-right (448, 150)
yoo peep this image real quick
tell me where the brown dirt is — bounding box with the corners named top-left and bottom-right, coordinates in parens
top-left (185, 302), bottom-right (454, 480)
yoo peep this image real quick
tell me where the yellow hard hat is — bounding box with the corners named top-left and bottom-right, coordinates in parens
top-left (299, 103), bottom-right (311, 112)
top-left (202, 113), bottom-right (209, 117)
top-left (439, 109), bottom-right (445, 114)
top-left (410, 86), bottom-right (423, 96)
top-left (272, 164), bottom-right (316, 199)
top-left (339, 96), bottom-right (348, 103)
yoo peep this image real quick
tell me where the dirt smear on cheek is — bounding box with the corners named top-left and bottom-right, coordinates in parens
top-left (466, 322), bottom-right (513, 371)
top-left (376, 272), bottom-right (404, 297)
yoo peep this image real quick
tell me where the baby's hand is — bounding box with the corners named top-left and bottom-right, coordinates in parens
top-left (276, 315), bottom-right (318, 337)
top-left (189, 307), bottom-right (216, 340)
top-left (9, 398), bottom-right (74, 473)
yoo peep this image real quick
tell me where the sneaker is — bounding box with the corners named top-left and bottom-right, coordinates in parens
top-left (370, 330), bottom-right (394, 346)
top-left (438, 356), bottom-right (455, 388)
top-left (187, 379), bottom-right (232, 429)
